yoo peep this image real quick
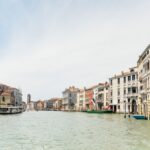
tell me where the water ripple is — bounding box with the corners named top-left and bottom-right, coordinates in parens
top-left (0, 112), bottom-right (150, 150)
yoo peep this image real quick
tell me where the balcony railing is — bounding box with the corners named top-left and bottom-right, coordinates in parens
top-left (140, 89), bottom-right (147, 95)
top-left (127, 92), bottom-right (138, 96)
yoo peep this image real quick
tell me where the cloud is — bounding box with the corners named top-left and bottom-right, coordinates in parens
top-left (0, 0), bottom-right (150, 100)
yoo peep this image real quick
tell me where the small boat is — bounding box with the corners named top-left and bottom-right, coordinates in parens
top-left (86, 110), bottom-right (113, 114)
top-left (132, 115), bottom-right (146, 120)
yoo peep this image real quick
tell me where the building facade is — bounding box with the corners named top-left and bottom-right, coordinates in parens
top-left (35, 100), bottom-right (44, 111)
top-left (76, 89), bottom-right (86, 111)
top-left (53, 98), bottom-right (62, 111)
top-left (109, 67), bottom-right (138, 113)
top-left (26, 94), bottom-right (35, 111)
top-left (0, 84), bottom-right (22, 108)
top-left (93, 82), bottom-right (109, 110)
top-left (43, 99), bottom-right (54, 110)
top-left (62, 86), bottom-right (79, 111)
top-left (137, 44), bottom-right (150, 119)
top-left (84, 87), bottom-right (95, 110)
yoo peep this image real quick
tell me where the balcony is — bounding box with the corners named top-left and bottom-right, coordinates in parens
top-left (140, 89), bottom-right (147, 95)
top-left (85, 99), bottom-right (89, 104)
top-left (127, 93), bottom-right (138, 98)
top-left (62, 100), bottom-right (69, 105)
top-left (139, 76), bottom-right (143, 82)
top-left (79, 100), bottom-right (83, 104)
top-left (96, 99), bottom-right (103, 103)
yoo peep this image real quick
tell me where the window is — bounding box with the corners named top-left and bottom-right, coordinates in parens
top-left (98, 88), bottom-right (104, 92)
top-left (118, 78), bottom-right (120, 84)
top-left (124, 77), bottom-right (126, 83)
top-left (147, 61), bottom-right (150, 70)
top-left (132, 75), bottom-right (136, 81)
top-left (69, 93), bottom-right (72, 97)
top-left (2, 96), bottom-right (5, 102)
top-left (128, 87), bottom-right (131, 94)
top-left (110, 79), bottom-right (113, 86)
top-left (124, 88), bottom-right (126, 94)
top-left (118, 105), bottom-right (120, 109)
top-left (118, 89), bottom-right (120, 96)
top-left (132, 87), bottom-right (136, 93)
top-left (140, 86), bottom-right (143, 91)
top-left (130, 69), bottom-right (134, 72)
top-left (128, 76), bottom-right (131, 81)
top-left (111, 91), bottom-right (113, 96)
top-left (118, 99), bottom-right (120, 103)
top-left (128, 98), bottom-right (130, 103)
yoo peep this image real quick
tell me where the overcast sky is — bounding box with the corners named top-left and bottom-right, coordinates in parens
top-left (0, 0), bottom-right (150, 101)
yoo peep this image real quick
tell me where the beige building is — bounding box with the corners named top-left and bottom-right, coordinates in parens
top-left (0, 84), bottom-right (22, 108)
top-left (0, 91), bottom-right (13, 107)
top-left (76, 89), bottom-right (86, 111)
top-left (137, 44), bottom-right (150, 119)
top-left (53, 98), bottom-right (63, 111)
top-left (35, 100), bottom-right (44, 111)
top-left (93, 82), bottom-right (109, 110)
top-left (109, 67), bottom-right (138, 113)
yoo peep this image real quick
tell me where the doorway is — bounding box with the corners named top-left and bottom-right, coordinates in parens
top-left (131, 99), bottom-right (137, 114)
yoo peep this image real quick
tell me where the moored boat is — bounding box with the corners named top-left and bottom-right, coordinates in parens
top-left (132, 115), bottom-right (146, 120)
top-left (86, 110), bottom-right (113, 114)
top-left (0, 106), bottom-right (23, 114)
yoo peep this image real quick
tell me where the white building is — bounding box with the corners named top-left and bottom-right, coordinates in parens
top-left (137, 44), bottom-right (150, 119)
top-left (26, 94), bottom-right (35, 111)
top-left (76, 89), bottom-right (86, 111)
top-left (109, 67), bottom-right (138, 113)
top-left (26, 101), bottom-right (35, 111)
top-left (93, 83), bottom-right (109, 110)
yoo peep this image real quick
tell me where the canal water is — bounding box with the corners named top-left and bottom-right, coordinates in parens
top-left (0, 112), bottom-right (150, 150)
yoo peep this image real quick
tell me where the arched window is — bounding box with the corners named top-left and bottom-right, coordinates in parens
top-left (2, 96), bottom-right (5, 102)
top-left (147, 61), bottom-right (149, 70)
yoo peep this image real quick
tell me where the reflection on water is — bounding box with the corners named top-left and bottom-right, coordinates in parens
top-left (0, 112), bottom-right (150, 150)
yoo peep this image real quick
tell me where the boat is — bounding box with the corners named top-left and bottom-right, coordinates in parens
top-left (132, 115), bottom-right (147, 120)
top-left (0, 106), bottom-right (23, 114)
top-left (86, 110), bottom-right (113, 114)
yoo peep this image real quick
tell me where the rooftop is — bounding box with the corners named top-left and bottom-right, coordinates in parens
top-left (63, 86), bottom-right (80, 93)
top-left (110, 67), bottom-right (138, 79)
top-left (137, 44), bottom-right (150, 64)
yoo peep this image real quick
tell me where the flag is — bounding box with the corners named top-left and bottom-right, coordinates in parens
top-left (90, 98), bottom-right (95, 106)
